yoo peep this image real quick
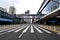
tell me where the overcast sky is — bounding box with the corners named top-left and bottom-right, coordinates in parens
top-left (0, 0), bottom-right (43, 14)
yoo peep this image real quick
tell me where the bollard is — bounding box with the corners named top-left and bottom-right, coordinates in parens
top-left (4, 25), bottom-right (5, 29)
top-left (54, 26), bottom-right (56, 31)
top-left (50, 26), bottom-right (52, 30)
top-left (47, 25), bottom-right (48, 29)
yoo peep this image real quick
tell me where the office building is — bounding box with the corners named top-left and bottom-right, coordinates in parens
top-left (9, 6), bottom-right (16, 15)
top-left (0, 7), bottom-right (7, 12)
top-left (24, 10), bottom-right (31, 23)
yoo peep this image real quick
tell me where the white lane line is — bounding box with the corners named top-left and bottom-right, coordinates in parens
top-left (33, 25), bottom-right (43, 33)
top-left (31, 25), bottom-right (34, 33)
top-left (8, 28), bottom-right (18, 32)
top-left (39, 27), bottom-right (51, 33)
top-left (14, 26), bottom-right (26, 32)
top-left (18, 25), bottom-right (30, 38)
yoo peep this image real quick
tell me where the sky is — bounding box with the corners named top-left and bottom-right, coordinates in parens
top-left (0, 0), bottom-right (43, 14)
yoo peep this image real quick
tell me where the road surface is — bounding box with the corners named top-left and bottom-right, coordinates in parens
top-left (0, 24), bottom-right (60, 40)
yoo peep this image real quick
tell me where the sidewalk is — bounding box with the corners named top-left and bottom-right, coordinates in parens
top-left (38, 25), bottom-right (60, 32)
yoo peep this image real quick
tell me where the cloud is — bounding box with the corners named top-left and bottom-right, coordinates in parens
top-left (0, 0), bottom-right (43, 14)
top-left (16, 0), bottom-right (44, 14)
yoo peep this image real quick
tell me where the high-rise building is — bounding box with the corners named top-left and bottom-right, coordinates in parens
top-left (24, 10), bottom-right (31, 23)
top-left (9, 6), bottom-right (16, 15)
top-left (0, 7), bottom-right (7, 12)
top-left (25, 10), bottom-right (30, 15)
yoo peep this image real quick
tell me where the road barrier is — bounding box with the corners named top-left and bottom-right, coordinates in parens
top-left (38, 25), bottom-right (60, 32)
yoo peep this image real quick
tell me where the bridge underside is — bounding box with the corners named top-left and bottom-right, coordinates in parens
top-left (0, 21), bottom-right (12, 25)
top-left (16, 15), bottom-right (40, 19)
top-left (21, 18), bottom-right (40, 19)
top-left (36, 8), bottom-right (60, 25)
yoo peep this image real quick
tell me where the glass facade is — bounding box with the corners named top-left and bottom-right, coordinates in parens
top-left (0, 10), bottom-right (13, 19)
top-left (42, 0), bottom-right (60, 14)
top-left (0, 10), bottom-right (21, 24)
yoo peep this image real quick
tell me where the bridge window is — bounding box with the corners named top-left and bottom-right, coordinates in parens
top-left (42, 0), bottom-right (60, 14)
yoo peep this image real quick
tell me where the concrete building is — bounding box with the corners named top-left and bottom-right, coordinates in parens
top-left (24, 10), bottom-right (31, 23)
top-left (16, 10), bottom-right (31, 23)
top-left (0, 7), bottom-right (7, 12)
top-left (9, 6), bottom-right (16, 15)
top-left (25, 10), bottom-right (30, 15)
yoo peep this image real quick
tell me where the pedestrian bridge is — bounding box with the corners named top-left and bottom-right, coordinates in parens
top-left (16, 14), bottom-right (40, 19)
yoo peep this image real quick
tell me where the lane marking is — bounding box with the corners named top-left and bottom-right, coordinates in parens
top-left (23, 25), bottom-right (30, 33)
top-left (8, 28), bottom-right (19, 32)
top-left (39, 27), bottom-right (51, 33)
top-left (18, 33), bottom-right (24, 38)
top-left (14, 26), bottom-right (27, 32)
top-left (18, 25), bottom-right (30, 38)
top-left (31, 25), bottom-right (34, 33)
top-left (33, 25), bottom-right (43, 33)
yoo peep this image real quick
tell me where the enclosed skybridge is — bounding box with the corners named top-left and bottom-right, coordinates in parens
top-left (16, 14), bottom-right (40, 19)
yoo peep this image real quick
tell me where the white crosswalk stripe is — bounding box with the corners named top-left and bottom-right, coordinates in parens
top-left (39, 27), bottom-right (51, 33)
top-left (18, 25), bottom-right (30, 38)
top-left (33, 25), bottom-right (43, 33)
top-left (31, 25), bottom-right (34, 33)
top-left (23, 25), bottom-right (30, 33)
top-left (14, 26), bottom-right (26, 32)
top-left (0, 28), bottom-right (11, 32)
top-left (8, 28), bottom-right (19, 32)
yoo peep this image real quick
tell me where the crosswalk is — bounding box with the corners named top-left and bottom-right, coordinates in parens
top-left (33, 25), bottom-right (43, 33)
top-left (14, 26), bottom-right (26, 32)
top-left (0, 25), bottom-right (52, 34)
top-left (31, 25), bottom-right (34, 33)
top-left (8, 28), bottom-right (18, 32)
top-left (39, 27), bottom-right (51, 33)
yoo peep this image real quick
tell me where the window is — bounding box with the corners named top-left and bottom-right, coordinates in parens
top-left (42, 0), bottom-right (60, 14)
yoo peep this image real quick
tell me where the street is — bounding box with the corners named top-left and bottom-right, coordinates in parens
top-left (0, 24), bottom-right (60, 40)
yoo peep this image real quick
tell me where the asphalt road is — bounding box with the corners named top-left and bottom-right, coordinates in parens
top-left (0, 24), bottom-right (60, 40)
